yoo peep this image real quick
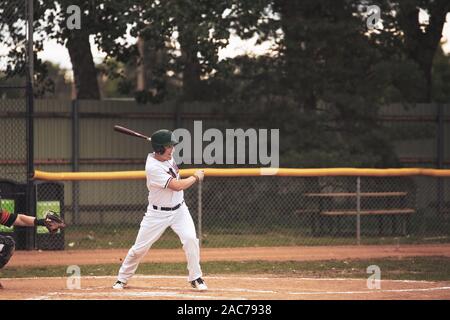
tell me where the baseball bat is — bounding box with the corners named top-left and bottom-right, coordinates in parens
top-left (114, 125), bottom-right (151, 141)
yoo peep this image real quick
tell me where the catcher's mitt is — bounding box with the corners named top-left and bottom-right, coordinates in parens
top-left (43, 211), bottom-right (66, 234)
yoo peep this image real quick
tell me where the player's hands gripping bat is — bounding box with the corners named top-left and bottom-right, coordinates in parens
top-left (114, 125), bottom-right (151, 141)
top-left (194, 170), bottom-right (205, 182)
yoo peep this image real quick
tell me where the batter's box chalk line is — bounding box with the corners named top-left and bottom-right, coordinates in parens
top-left (2, 274), bottom-right (439, 284)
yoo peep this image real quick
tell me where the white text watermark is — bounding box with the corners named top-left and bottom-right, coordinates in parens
top-left (173, 121), bottom-right (279, 168)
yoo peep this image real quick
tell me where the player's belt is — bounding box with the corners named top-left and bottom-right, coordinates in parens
top-left (152, 200), bottom-right (184, 211)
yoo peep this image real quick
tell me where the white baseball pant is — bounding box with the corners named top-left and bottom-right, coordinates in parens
top-left (117, 203), bottom-right (203, 283)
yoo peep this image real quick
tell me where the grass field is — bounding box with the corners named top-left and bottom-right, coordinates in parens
top-left (64, 225), bottom-right (450, 250)
top-left (2, 256), bottom-right (449, 282)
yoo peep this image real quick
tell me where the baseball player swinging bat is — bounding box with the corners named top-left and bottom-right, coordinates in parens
top-left (112, 128), bottom-right (207, 291)
top-left (114, 125), bottom-right (152, 141)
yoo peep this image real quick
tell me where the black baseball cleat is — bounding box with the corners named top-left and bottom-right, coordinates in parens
top-left (191, 277), bottom-right (208, 291)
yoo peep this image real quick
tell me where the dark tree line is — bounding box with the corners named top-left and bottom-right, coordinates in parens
top-left (1, 0), bottom-right (448, 102)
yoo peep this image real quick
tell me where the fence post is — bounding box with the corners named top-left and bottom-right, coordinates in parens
top-left (437, 103), bottom-right (444, 215)
top-left (197, 180), bottom-right (203, 247)
top-left (71, 99), bottom-right (79, 225)
top-left (25, 0), bottom-right (35, 250)
top-left (356, 176), bottom-right (361, 245)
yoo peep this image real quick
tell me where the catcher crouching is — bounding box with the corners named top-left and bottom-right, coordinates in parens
top-left (0, 209), bottom-right (66, 289)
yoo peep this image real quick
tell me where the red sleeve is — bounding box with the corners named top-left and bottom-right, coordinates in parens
top-left (0, 209), bottom-right (11, 225)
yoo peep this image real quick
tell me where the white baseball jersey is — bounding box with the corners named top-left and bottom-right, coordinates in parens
top-left (145, 152), bottom-right (184, 212)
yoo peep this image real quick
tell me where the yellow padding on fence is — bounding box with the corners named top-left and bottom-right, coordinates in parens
top-left (33, 168), bottom-right (450, 181)
top-left (34, 170), bottom-right (145, 181)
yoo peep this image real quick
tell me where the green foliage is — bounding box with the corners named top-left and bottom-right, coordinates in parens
top-left (219, 1), bottom-right (420, 167)
top-left (432, 46), bottom-right (450, 103)
top-left (1, 0), bottom-right (139, 98)
top-left (0, 0), bottom-right (28, 81)
top-left (371, 0), bottom-right (450, 102)
top-left (129, 0), bottom-right (272, 101)
top-left (2, 0), bottom-right (450, 164)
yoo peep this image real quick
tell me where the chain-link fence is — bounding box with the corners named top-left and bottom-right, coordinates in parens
top-left (31, 172), bottom-right (450, 250)
top-left (0, 0), bottom-right (30, 242)
top-left (0, 97), bottom-right (27, 182)
top-left (0, 0), bottom-right (29, 180)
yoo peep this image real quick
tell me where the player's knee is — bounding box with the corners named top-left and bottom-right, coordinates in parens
top-left (0, 236), bottom-right (15, 269)
top-left (182, 236), bottom-right (199, 248)
top-left (129, 246), bottom-right (146, 258)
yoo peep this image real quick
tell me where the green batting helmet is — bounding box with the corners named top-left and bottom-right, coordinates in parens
top-left (151, 129), bottom-right (179, 154)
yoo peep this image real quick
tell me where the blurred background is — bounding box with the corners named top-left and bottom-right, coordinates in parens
top-left (1, 1), bottom-right (450, 250)
top-left (1, 0), bottom-right (450, 167)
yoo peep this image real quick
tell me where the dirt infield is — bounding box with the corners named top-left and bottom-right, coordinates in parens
top-left (1, 275), bottom-right (450, 300)
top-left (8, 244), bottom-right (450, 267)
top-left (2, 244), bottom-right (450, 300)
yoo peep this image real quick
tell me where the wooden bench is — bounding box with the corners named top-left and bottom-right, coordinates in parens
top-left (321, 209), bottom-right (415, 216)
top-left (302, 192), bottom-right (415, 236)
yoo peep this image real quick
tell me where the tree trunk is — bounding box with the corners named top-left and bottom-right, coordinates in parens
top-left (275, 0), bottom-right (319, 110)
top-left (136, 36), bottom-right (146, 91)
top-left (398, 2), bottom-right (450, 102)
top-left (179, 30), bottom-right (203, 101)
top-left (275, 0), bottom-right (300, 80)
top-left (67, 30), bottom-right (100, 100)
